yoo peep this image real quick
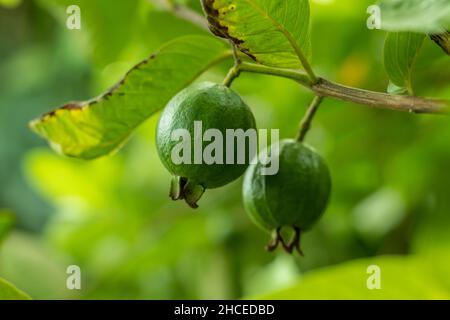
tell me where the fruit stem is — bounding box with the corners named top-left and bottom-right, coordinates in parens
top-left (223, 42), bottom-right (242, 87)
top-left (223, 66), bottom-right (241, 87)
top-left (296, 95), bottom-right (324, 142)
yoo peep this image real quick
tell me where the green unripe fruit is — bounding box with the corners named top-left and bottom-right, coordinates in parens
top-left (156, 81), bottom-right (257, 208)
top-left (243, 139), bottom-right (331, 254)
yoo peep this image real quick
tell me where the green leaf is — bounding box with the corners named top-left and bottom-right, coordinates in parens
top-left (384, 32), bottom-right (425, 94)
top-left (201, 0), bottom-right (311, 69)
top-left (378, 0), bottom-right (450, 33)
top-left (254, 256), bottom-right (450, 300)
top-left (0, 277), bottom-right (31, 300)
top-left (30, 35), bottom-right (228, 159)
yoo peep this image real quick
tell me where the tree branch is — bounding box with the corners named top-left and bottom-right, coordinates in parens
top-left (237, 62), bottom-right (449, 115)
top-left (312, 79), bottom-right (448, 114)
top-left (151, 0), bottom-right (448, 115)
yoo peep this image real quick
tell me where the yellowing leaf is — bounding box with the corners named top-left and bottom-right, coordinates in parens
top-left (30, 36), bottom-right (229, 159)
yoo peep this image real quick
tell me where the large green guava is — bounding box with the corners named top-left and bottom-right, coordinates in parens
top-left (156, 82), bottom-right (257, 208)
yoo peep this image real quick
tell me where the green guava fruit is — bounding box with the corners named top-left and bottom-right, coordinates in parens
top-left (156, 81), bottom-right (257, 208)
top-left (243, 140), bottom-right (331, 254)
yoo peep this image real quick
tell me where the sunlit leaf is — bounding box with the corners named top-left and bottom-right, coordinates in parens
top-left (378, 0), bottom-right (450, 33)
top-left (255, 256), bottom-right (450, 300)
top-left (0, 277), bottom-right (31, 300)
top-left (29, 36), bottom-right (229, 159)
top-left (202, 0), bottom-right (311, 69)
top-left (384, 32), bottom-right (425, 94)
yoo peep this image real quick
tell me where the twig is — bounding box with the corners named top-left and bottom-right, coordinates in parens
top-left (223, 41), bottom-right (242, 87)
top-left (222, 66), bottom-right (241, 87)
top-left (296, 95), bottom-right (324, 142)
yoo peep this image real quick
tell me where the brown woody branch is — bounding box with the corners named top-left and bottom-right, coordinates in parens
top-left (238, 62), bottom-right (449, 115)
top-left (149, 1), bottom-right (449, 115)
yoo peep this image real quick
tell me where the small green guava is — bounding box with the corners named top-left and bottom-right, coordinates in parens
top-left (243, 140), bottom-right (331, 255)
top-left (156, 81), bottom-right (257, 208)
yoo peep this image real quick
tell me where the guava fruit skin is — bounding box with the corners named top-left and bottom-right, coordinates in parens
top-left (156, 81), bottom-right (257, 189)
top-left (243, 140), bottom-right (331, 232)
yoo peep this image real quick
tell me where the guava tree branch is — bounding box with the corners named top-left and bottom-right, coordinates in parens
top-left (237, 62), bottom-right (449, 115)
top-left (312, 79), bottom-right (449, 114)
top-left (149, 0), bottom-right (448, 115)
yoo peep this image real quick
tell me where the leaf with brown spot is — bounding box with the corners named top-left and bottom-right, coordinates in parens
top-left (201, 0), bottom-right (311, 69)
top-left (431, 31), bottom-right (450, 56)
top-left (29, 36), bottom-right (229, 159)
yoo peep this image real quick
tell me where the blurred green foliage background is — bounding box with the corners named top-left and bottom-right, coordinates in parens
top-left (0, 0), bottom-right (449, 299)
